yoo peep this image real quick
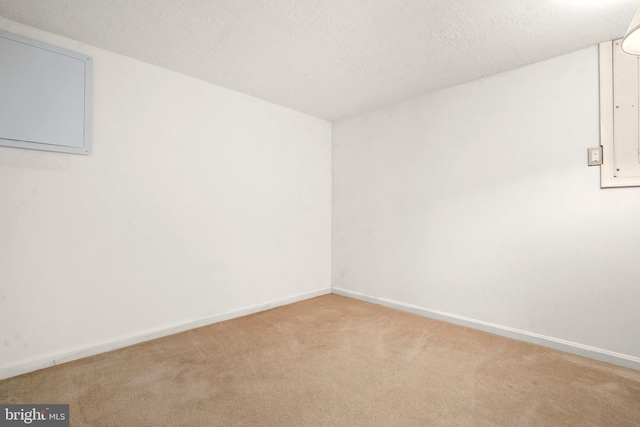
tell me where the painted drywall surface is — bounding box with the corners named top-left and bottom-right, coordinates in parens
top-left (333, 47), bottom-right (640, 359)
top-left (0, 18), bottom-right (331, 371)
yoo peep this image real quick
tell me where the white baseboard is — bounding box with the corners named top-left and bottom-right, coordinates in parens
top-left (0, 288), bottom-right (331, 380)
top-left (332, 288), bottom-right (640, 371)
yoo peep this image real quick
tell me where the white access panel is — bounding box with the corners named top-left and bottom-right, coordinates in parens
top-left (599, 39), bottom-right (640, 187)
top-left (0, 29), bottom-right (92, 155)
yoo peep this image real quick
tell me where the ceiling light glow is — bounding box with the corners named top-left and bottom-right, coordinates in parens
top-left (622, 5), bottom-right (640, 55)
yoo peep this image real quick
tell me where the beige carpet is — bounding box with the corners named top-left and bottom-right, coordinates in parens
top-left (1, 294), bottom-right (639, 426)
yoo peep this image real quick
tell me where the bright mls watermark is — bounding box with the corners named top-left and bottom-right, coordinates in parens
top-left (0, 405), bottom-right (68, 427)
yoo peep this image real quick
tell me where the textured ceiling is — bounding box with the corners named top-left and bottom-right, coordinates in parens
top-left (0, 0), bottom-right (637, 121)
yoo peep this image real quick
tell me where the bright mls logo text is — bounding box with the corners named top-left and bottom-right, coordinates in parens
top-left (1, 405), bottom-right (69, 427)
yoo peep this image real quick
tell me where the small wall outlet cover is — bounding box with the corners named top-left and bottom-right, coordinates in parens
top-left (588, 146), bottom-right (603, 166)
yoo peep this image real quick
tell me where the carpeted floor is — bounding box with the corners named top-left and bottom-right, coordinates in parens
top-left (1, 294), bottom-right (639, 426)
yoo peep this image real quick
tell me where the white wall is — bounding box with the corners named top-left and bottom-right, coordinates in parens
top-left (0, 18), bottom-right (331, 378)
top-left (333, 47), bottom-right (640, 368)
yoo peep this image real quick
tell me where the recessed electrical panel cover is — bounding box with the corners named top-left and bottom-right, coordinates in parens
top-left (0, 29), bottom-right (92, 155)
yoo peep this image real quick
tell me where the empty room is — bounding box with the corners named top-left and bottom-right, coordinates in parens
top-left (0, 1), bottom-right (639, 426)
